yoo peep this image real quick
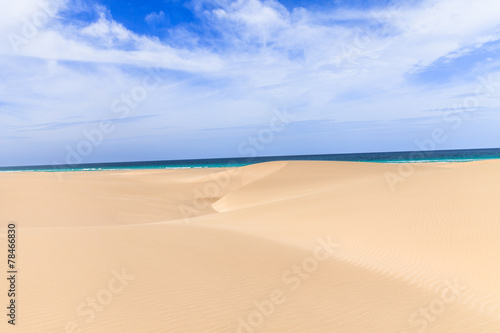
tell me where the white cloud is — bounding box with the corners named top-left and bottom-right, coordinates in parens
top-left (145, 10), bottom-right (166, 24)
top-left (81, 12), bottom-right (131, 41)
top-left (1, 0), bottom-right (500, 165)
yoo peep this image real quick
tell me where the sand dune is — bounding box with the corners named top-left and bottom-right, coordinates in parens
top-left (1, 160), bottom-right (500, 332)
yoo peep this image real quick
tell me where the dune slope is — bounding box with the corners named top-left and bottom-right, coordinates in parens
top-left (1, 160), bottom-right (500, 332)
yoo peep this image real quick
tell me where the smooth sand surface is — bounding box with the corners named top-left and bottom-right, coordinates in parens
top-left (1, 160), bottom-right (500, 332)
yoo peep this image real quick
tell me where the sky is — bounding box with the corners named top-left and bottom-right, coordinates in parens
top-left (1, 0), bottom-right (500, 167)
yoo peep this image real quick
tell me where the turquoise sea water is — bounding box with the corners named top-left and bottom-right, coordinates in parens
top-left (1, 148), bottom-right (500, 172)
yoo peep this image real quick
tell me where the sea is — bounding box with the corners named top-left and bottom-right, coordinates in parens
top-left (1, 148), bottom-right (500, 172)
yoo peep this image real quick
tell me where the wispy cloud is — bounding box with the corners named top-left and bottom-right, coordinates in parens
top-left (1, 0), bottom-right (500, 166)
top-left (145, 10), bottom-right (166, 25)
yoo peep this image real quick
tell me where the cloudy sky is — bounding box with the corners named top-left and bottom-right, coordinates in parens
top-left (1, 0), bottom-right (500, 166)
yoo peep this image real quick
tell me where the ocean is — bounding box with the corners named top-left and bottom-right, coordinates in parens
top-left (1, 147), bottom-right (500, 172)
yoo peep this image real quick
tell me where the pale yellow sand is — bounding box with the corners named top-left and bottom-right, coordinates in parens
top-left (1, 160), bottom-right (500, 332)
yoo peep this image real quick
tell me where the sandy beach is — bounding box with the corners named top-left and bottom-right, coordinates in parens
top-left (1, 160), bottom-right (500, 332)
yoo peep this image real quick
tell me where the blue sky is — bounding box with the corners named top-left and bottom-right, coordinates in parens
top-left (1, 0), bottom-right (500, 166)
